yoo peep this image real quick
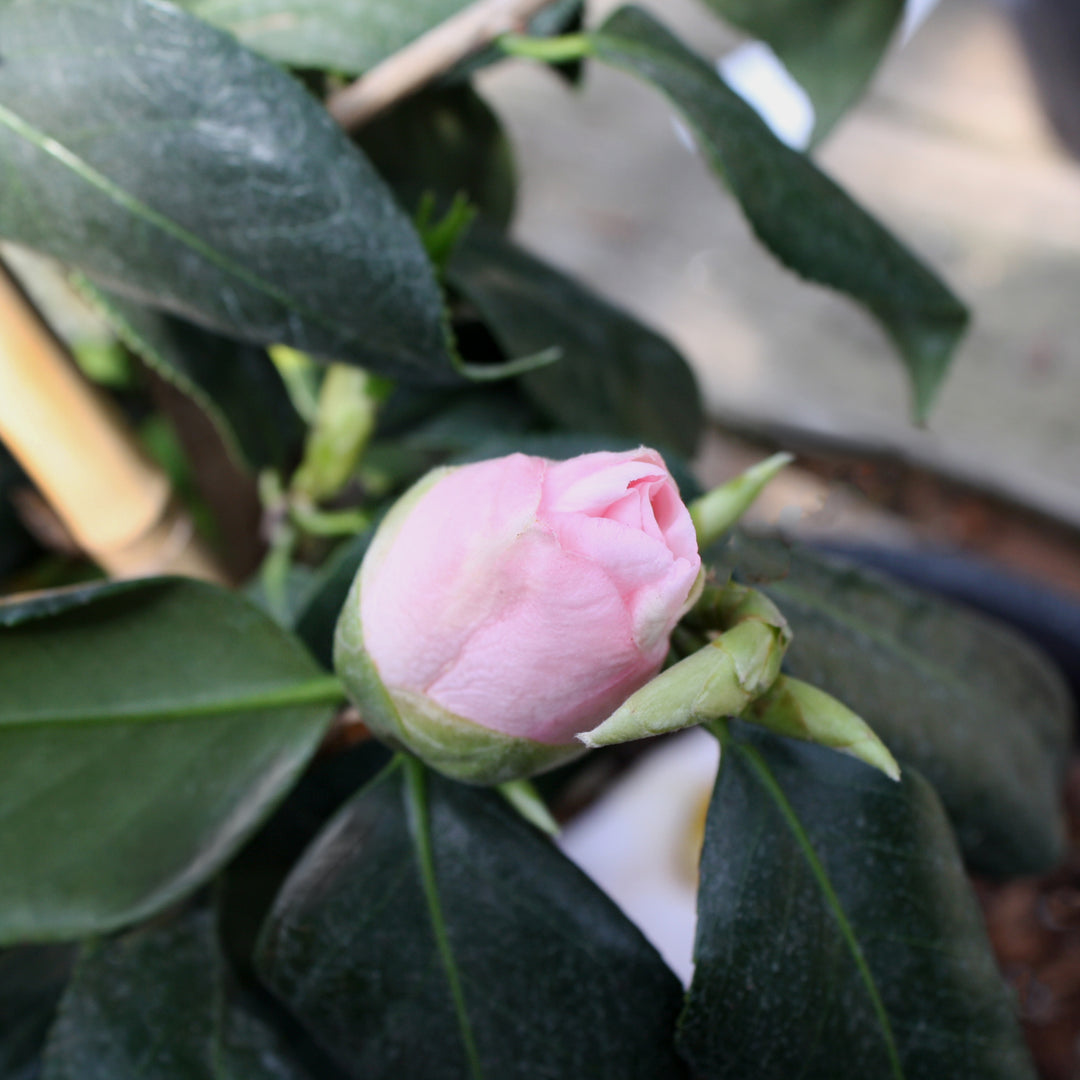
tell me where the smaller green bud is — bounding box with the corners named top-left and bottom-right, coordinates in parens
top-left (689, 452), bottom-right (794, 549)
top-left (743, 675), bottom-right (900, 781)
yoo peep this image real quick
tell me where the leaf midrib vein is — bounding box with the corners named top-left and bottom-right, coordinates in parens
top-left (0, 675), bottom-right (344, 728)
top-left (739, 742), bottom-right (906, 1080)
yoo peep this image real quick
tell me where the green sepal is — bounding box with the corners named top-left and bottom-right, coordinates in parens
top-left (498, 779), bottom-right (560, 836)
top-left (743, 675), bottom-right (901, 781)
top-left (579, 616), bottom-right (788, 747)
top-left (333, 567), bottom-right (583, 786)
top-left (687, 579), bottom-right (791, 640)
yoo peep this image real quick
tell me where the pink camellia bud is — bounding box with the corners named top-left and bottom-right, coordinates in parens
top-left (334, 448), bottom-right (702, 784)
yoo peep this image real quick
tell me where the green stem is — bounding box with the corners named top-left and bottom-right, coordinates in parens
top-left (704, 716), bottom-right (730, 745)
top-left (404, 758), bottom-right (484, 1080)
top-left (737, 742), bottom-right (905, 1080)
top-left (260, 525), bottom-right (296, 625)
top-left (289, 503), bottom-right (370, 538)
top-left (453, 346), bottom-right (561, 382)
top-left (498, 32), bottom-right (594, 63)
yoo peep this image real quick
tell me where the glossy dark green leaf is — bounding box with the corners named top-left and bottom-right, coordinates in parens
top-left (376, 386), bottom-right (539, 468)
top-left (703, 0), bottom-right (904, 140)
top-left (78, 285), bottom-right (305, 473)
top-left (448, 227), bottom-right (705, 457)
top-left (179, 0), bottom-right (582, 76)
top-left (680, 725), bottom-right (1036, 1080)
top-left (257, 762), bottom-right (688, 1079)
top-left (356, 84), bottom-right (516, 229)
top-left (0, 946), bottom-right (74, 1080)
top-left (41, 909), bottom-right (313, 1080)
top-left (0, 578), bottom-right (339, 944)
top-left (219, 739), bottom-right (390, 978)
top-left (588, 5), bottom-right (968, 420)
top-left (745, 541), bottom-right (1072, 876)
top-left (0, 0), bottom-right (452, 382)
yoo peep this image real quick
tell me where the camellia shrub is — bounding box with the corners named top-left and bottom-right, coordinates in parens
top-left (0, 1), bottom-right (1071, 1078)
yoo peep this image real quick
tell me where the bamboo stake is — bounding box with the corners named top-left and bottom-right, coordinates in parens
top-left (0, 264), bottom-right (226, 582)
top-left (327, 0), bottom-right (558, 130)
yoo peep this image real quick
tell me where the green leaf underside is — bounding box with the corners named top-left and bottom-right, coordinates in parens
top-left (257, 765), bottom-right (688, 1079)
top-left (0, 0), bottom-right (452, 382)
top-left (0, 578), bottom-right (338, 943)
top-left (679, 725), bottom-right (1036, 1080)
top-left (589, 6), bottom-right (968, 419)
top-left (76, 283), bottom-right (305, 473)
top-left (448, 226), bottom-right (704, 457)
top-left (179, 0), bottom-right (474, 74)
top-left (703, 0), bottom-right (905, 141)
top-left (177, 0), bottom-right (581, 76)
top-left (41, 908), bottom-right (313, 1080)
top-left (745, 540), bottom-right (1072, 875)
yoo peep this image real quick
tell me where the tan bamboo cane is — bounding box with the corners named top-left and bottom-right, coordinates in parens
top-left (327, 0), bottom-right (559, 129)
top-left (0, 264), bottom-right (226, 582)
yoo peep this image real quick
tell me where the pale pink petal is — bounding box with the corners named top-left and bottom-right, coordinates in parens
top-left (425, 531), bottom-right (652, 743)
top-left (551, 513), bottom-right (675, 598)
top-left (627, 557), bottom-right (703, 653)
top-left (628, 478), bottom-right (665, 542)
top-left (361, 454), bottom-right (546, 692)
top-left (600, 490), bottom-right (647, 531)
top-left (544, 448), bottom-right (668, 512)
top-left (651, 482), bottom-right (698, 561)
top-left (546, 461), bottom-right (667, 518)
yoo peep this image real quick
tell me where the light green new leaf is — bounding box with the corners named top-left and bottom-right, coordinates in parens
top-left (0, 0), bottom-right (453, 382)
top-left (703, 0), bottom-right (905, 141)
top-left (0, 579), bottom-right (341, 944)
top-left (680, 725), bottom-right (1036, 1080)
top-left (588, 6), bottom-right (968, 420)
